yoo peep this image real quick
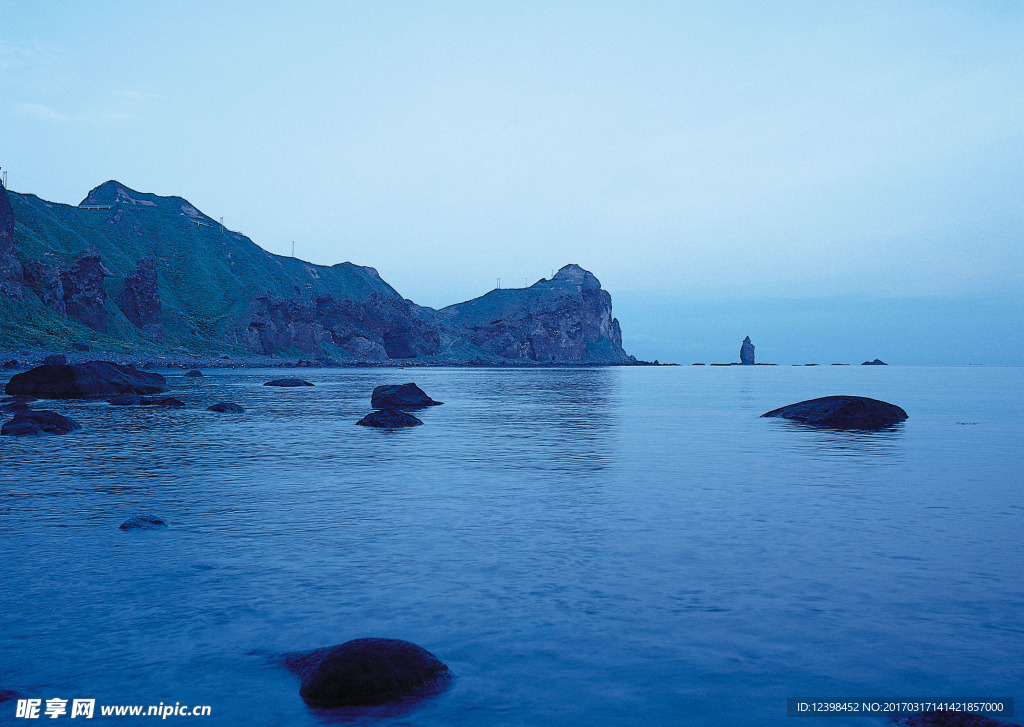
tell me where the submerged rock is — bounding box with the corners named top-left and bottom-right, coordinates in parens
top-left (862, 358), bottom-right (888, 365)
top-left (740, 336), bottom-right (755, 365)
top-left (208, 401), bottom-right (244, 413)
top-left (357, 409), bottom-right (423, 428)
top-left (0, 400), bottom-right (31, 413)
top-left (2, 360), bottom-right (19, 370)
top-left (5, 361), bottom-right (167, 399)
top-left (119, 514), bottom-right (168, 530)
top-left (140, 396), bottom-right (185, 407)
top-left (108, 393), bottom-right (142, 406)
top-left (282, 638), bottom-right (452, 707)
top-left (185, 369), bottom-right (203, 377)
top-left (264, 378), bottom-right (314, 387)
top-left (370, 383), bottom-right (442, 410)
top-left (762, 395), bottom-right (907, 430)
top-left (1, 410), bottom-right (82, 436)
top-left (43, 354), bottom-right (68, 366)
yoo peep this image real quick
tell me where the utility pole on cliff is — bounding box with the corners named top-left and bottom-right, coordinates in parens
top-left (291, 241), bottom-right (295, 258)
top-left (497, 278), bottom-right (501, 290)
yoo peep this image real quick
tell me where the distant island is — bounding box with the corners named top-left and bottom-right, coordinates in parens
top-left (0, 179), bottom-right (640, 365)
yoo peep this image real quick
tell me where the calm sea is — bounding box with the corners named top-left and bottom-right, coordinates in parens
top-left (1, 366), bottom-right (1021, 726)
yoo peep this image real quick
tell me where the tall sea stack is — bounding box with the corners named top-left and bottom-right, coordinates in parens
top-left (740, 336), bottom-right (755, 365)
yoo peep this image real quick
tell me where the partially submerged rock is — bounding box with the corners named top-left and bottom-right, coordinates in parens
top-left (370, 383), bottom-right (442, 410)
top-left (357, 409), bottom-right (423, 428)
top-left (185, 369), bottom-right (203, 377)
top-left (0, 400), bottom-right (31, 413)
top-left (140, 396), bottom-right (185, 407)
top-left (108, 393), bottom-right (142, 406)
top-left (43, 354), bottom-right (68, 366)
top-left (1, 410), bottom-right (82, 436)
top-left (282, 638), bottom-right (452, 707)
top-left (264, 378), bottom-right (314, 387)
top-left (119, 514), bottom-right (168, 530)
top-left (208, 401), bottom-right (244, 413)
top-left (862, 358), bottom-right (888, 365)
top-left (5, 361), bottom-right (167, 399)
top-left (762, 395), bottom-right (908, 429)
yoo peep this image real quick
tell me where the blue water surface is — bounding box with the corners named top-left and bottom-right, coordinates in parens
top-left (1, 365), bottom-right (1021, 725)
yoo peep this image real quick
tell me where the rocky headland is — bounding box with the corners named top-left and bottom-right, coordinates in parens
top-left (0, 178), bottom-right (641, 366)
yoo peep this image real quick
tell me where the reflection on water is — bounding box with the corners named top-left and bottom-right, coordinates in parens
top-left (0, 366), bottom-right (1021, 726)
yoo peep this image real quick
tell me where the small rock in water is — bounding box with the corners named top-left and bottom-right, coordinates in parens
top-left (357, 409), bottom-right (423, 428)
top-left (2, 360), bottom-right (19, 370)
top-left (1, 410), bottom-right (82, 436)
top-left (108, 393), bottom-right (142, 406)
top-left (370, 383), bottom-right (442, 410)
top-left (762, 395), bottom-right (907, 430)
top-left (208, 402), bottom-right (244, 413)
top-left (861, 358), bottom-right (887, 365)
top-left (281, 638), bottom-right (452, 707)
top-left (0, 400), bottom-right (31, 413)
top-left (264, 378), bottom-right (314, 387)
top-left (119, 514), bottom-right (168, 530)
top-left (43, 354), bottom-right (68, 366)
top-left (185, 369), bottom-right (203, 377)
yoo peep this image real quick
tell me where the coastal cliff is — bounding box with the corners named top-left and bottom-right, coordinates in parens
top-left (0, 180), bottom-right (634, 364)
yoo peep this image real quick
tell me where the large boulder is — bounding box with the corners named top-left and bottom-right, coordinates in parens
top-left (282, 638), bottom-right (452, 707)
top-left (370, 383), bottom-right (442, 410)
top-left (357, 409), bottom-right (423, 428)
top-left (2, 410), bottom-right (82, 436)
top-left (5, 361), bottom-right (167, 399)
top-left (762, 395), bottom-right (908, 429)
top-left (264, 378), bottom-right (313, 387)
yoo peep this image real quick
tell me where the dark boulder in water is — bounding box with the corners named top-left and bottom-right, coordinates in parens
top-left (108, 393), bottom-right (142, 406)
top-left (762, 395), bottom-right (907, 429)
top-left (357, 409), bottom-right (423, 428)
top-left (43, 354), bottom-right (68, 366)
top-left (2, 410), bottom-right (82, 436)
top-left (208, 401), bottom-right (244, 413)
top-left (862, 358), bottom-right (887, 365)
top-left (5, 361), bottom-right (167, 399)
top-left (119, 514), bottom-right (168, 530)
top-left (370, 383), bottom-right (442, 410)
top-left (282, 638), bottom-right (452, 707)
top-left (185, 369), bottom-right (203, 377)
top-left (0, 400), bottom-right (31, 413)
top-left (2, 360), bottom-right (20, 370)
top-left (264, 378), bottom-right (314, 387)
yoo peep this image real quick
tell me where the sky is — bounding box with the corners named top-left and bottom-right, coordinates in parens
top-left (1, 1), bottom-right (1021, 363)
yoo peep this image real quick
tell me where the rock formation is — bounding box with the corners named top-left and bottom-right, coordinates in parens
top-left (862, 359), bottom-right (887, 365)
top-left (118, 258), bottom-right (163, 339)
top-left (441, 264), bottom-right (632, 363)
top-left (282, 638), bottom-right (451, 707)
top-left (208, 402), bottom-right (244, 413)
top-left (740, 336), bottom-right (755, 365)
top-left (60, 247), bottom-right (111, 333)
top-left (356, 408), bottom-right (424, 428)
top-left (119, 514), bottom-right (168, 530)
top-left (264, 378), bottom-right (313, 387)
top-left (2, 180), bottom-right (639, 364)
top-left (0, 177), bottom-right (25, 300)
top-left (762, 396), bottom-right (908, 429)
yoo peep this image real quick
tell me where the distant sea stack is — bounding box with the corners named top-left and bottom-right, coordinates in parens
top-left (740, 336), bottom-right (755, 365)
top-left (1, 180), bottom-right (637, 365)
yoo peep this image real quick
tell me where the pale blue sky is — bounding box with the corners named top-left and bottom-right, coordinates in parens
top-left (2, 1), bottom-right (1021, 362)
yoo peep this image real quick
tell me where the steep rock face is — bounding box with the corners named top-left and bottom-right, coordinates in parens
top-left (441, 264), bottom-right (631, 363)
top-left (118, 258), bottom-right (163, 339)
top-left (60, 247), bottom-right (111, 333)
top-left (740, 336), bottom-right (755, 365)
top-left (0, 179), bottom-right (25, 300)
top-left (239, 291), bottom-right (442, 360)
top-left (22, 258), bottom-right (66, 316)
